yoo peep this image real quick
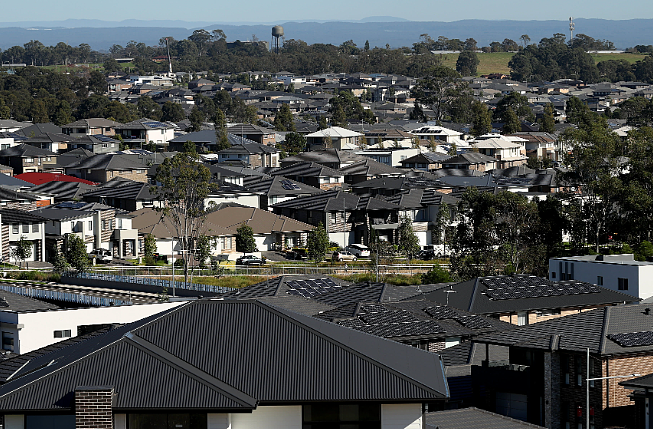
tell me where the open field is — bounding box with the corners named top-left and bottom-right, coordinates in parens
top-left (439, 52), bottom-right (650, 77)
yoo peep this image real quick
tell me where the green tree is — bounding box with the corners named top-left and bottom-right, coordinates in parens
top-left (471, 101), bottom-right (492, 136)
top-left (103, 58), bottom-right (122, 73)
top-left (412, 66), bottom-right (468, 122)
top-left (281, 132), bottom-right (306, 156)
top-left (421, 264), bottom-right (452, 283)
top-left (236, 224), bottom-right (257, 255)
top-left (502, 108), bottom-right (521, 134)
top-left (274, 103), bottom-right (295, 131)
top-left (189, 106), bottom-right (204, 132)
top-left (137, 96), bottom-right (163, 121)
top-left (331, 105), bottom-right (347, 128)
top-left (214, 108), bottom-right (231, 152)
top-left (195, 235), bottom-right (212, 269)
top-left (397, 217), bottom-right (420, 260)
top-left (307, 222), bottom-right (329, 262)
top-left (52, 247), bottom-right (70, 274)
top-left (65, 235), bottom-right (90, 272)
top-left (12, 236), bottom-right (32, 269)
top-left (456, 50), bottom-right (480, 76)
top-left (88, 70), bottom-right (107, 94)
top-left (29, 99), bottom-right (49, 123)
top-left (144, 233), bottom-right (157, 259)
top-left (161, 101), bottom-right (185, 122)
top-left (540, 103), bottom-right (555, 133)
top-left (152, 151), bottom-right (215, 284)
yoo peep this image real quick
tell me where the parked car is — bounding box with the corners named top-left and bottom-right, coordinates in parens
top-left (417, 249), bottom-right (436, 260)
top-left (89, 248), bottom-right (113, 263)
top-left (346, 244), bottom-right (370, 258)
top-left (236, 255), bottom-right (266, 265)
top-left (286, 248), bottom-right (308, 260)
top-left (332, 250), bottom-right (357, 262)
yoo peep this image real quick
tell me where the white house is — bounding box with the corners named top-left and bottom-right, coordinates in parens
top-left (0, 300), bottom-right (184, 354)
top-left (549, 254), bottom-right (653, 299)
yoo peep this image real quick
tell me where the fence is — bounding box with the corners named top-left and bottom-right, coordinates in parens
top-left (0, 283), bottom-right (130, 307)
top-left (80, 264), bottom-right (445, 279)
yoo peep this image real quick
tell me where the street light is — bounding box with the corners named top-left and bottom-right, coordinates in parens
top-left (585, 347), bottom-right (640, 429)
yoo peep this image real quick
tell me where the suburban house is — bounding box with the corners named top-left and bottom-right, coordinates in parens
top-left (271, 190), bottom-right (401, 248)
top-left (61, 118), bottom-right (121, 138)
top-left (0, 209), bottom-right (47, 266)
top-left (216, 142), bottom-right (279, 168)
top-left (621, 373), bottom-right (653, 429)
top-left (0, 293), bottom-right (182, 354)
top-left (421, 275), bottom-right (636, 326)
top-left (114, 118), bottom-right (175, 146)
top-left (338, 158), bottom-right (405, 184)
top-left (549, 254), bottom-right (653, 299)
top-left (363, 128), bottom-right (415, 146)
top-left (32, 202), bottom-right (139, 260)
top-left (270, 162), bottom-right (344, 191)
top-left (280, 148), bottom-right (367, 170)
top-left (350, 176), bottom-right (445, 198)
top-left (81, 177), bottom-right (157, 212)
top-left (508, 132), bottom-right (559, 161)
top-left (400, 152), bottom-right (452, 171)
top-left (67, 134), bottom-right (121, 154)
top-left (243, 176), bottom-right (324, 210)
top-left (306, 126), bottom-right (363, 150)
top-left (441, 153), bottom-right (498, 172)
top-left (65, 154), bottom-right (149, 183)
top-left (0, 299), bottom-right (449, 429)
top-left (227, 123), bottom-right (276, 146)
top-left (471, 304), bottom-right (653, 429)
top-left (409, 125), bottom-right (464, 144)
top-left (0, 144), bottom-right (58, 175)
top-left (356, 147), bottom-right (421, 167)
top-left (203, 181), bottom-right (262, 209)
top-left (22, 133), bottom-right (72, 153)
top-left (471, 138), bottom-right (528, 168)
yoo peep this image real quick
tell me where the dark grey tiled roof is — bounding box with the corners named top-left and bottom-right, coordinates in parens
top-left (476, 304), bottom-right (653, 356)
top-left (271, 162), bottom-right (343, 178)
top-left (271, 190), bottom-right (400, 212)
top-left (243, 176), bottom-right (324, 197)
top-left (423, 275), bottom-right (636, 316)
top-left (338, 158), bottom-right (405, 176)
top-left (350, 176), bottom-right (445, 191)
top-left (220, 275), bottom-right (351, 299)
top-left (386, 188), bottom-right (459, 209)
top-left (425, 407), bottom-right (545, 429)
top-left (0, 208), bottom-right (47, 223)
top-left (0, 144), bottom-right (56, 158)
top-left (29, 181), bottom-right (95, 200)
top-left (0, 300), bottom-right (447, 411)
top-left (66, 154), bottom-right (148, 171)
top-left (81, 178), bottom-right (155, 201)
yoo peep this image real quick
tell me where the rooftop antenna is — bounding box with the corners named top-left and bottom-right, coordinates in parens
top-left (444, 285), bottom-right (456, 306)
top-left (569, 17), bottom-right (575, 42)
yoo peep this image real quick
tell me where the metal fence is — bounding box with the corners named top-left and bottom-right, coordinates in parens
top-left (79, 263), bottom-right (445, 278)
top-left (0, 283), bottom-right (130, 307)
top-left (67, 271), bottom-right (236, 294)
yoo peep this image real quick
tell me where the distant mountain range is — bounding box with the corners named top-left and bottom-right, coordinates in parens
top-left (0, 18), bottom-right (651, 51)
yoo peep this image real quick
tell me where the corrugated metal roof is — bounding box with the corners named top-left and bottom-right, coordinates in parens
top-left (0, 300), bottom-right (448, 411)
top-left (425, 407), bottom-right (545, 429)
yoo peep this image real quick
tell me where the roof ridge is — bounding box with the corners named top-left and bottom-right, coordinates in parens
top-left (253, 300), bottom-right (446, 398)
top-left (125, 332), bottom-right (257, 408)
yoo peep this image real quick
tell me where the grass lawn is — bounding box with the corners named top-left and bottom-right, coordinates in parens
top-left (164, 275), bottom-right (267, 289)
top-left (439, 52), bottom-right (648, 77)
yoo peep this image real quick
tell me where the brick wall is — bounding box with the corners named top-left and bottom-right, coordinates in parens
top-left (602, 354), bottom-right (653, 409)
top-left (75, 386), bottom-right (114, 429)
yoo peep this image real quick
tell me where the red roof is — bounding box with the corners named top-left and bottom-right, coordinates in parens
top-left (15, 173), bottom-right (97, 186)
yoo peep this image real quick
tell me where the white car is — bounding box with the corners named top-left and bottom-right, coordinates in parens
top-left (346, 244), bottom-right (370, 258)
top-left (89, 249), bottom-right (113, 263)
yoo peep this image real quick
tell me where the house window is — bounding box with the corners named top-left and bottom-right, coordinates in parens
top-left (22, 224), bottom-right (29, 233)
top-left (517, 312), bottom-right (528, 326)
top-left (128, 413), bottom-right (207, 429)
top-left (2, 331), bottom-right (14, 351)
top-left (118, 218), bottom-right (123, 229)
top-left (88, 221), bottom-right (93, 230)
top-left (54, 330), bottom-right (71, 338)
top-left (32, 223), bottom-right (39, 233)
top-left (303, 403), bottom-right (380, 429)
top-left (597, 276), bottom-right (603, 286)
top-left (12, 224), bottom-right (18, 234)
top-left (575, 356), bottom-right (583, 386)
top-left (551, 271), bottom-right (556, 279)
top-left (618, 278), bottom-right (628, 290)
top-left (561, 354), bottom-right (570, 385)
top-left (25, 157), bottom-right (34, 163)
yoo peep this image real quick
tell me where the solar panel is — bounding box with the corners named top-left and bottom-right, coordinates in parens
top-left (56, 201), bottom-right (87, 209)
top-left (280, 179), bottom-right (301, 190)
top-left (608, 331), bottom-right (653, 347)
top-left (94, 135), bottom-right (118, 142)
top-left (285, 278), bottom-right (343, 298)
top-left (142, 121), bottom-right (167, 128)
top-left (481, 277), bottom-right (600, 300)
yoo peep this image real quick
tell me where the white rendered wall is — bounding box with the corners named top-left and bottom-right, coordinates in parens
top-left (549, 258), bottom-right (652, 299)
top-left (381, 403), bottom-right (423, 429)
top-left (230, 406), bottom-right (301, 429)
top-left (13, 302), bottom-right (184, 354)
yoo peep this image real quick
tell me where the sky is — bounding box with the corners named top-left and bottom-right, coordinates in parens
top-left (2, 0), bottom-right (653, 24)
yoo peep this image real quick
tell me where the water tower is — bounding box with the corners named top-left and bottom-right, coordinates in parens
top-left (272, 25), bottom-right (284, 54)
